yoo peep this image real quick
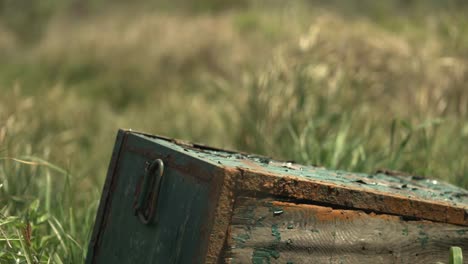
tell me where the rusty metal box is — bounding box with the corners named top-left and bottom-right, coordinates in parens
top-left (86, 130), bottom-right (468, 263)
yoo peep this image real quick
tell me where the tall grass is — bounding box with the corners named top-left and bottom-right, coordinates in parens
top-left (1, 1), bottom-right (467, 262)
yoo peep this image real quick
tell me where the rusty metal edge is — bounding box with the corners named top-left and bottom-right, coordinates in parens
top-left (85, 129), bottom-right (129, 263)
top-left (236, 168), bottom-right (468, 226)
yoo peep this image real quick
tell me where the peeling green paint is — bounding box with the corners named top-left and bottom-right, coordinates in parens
top-left (252, 247), bottom-right (280, 264)
top-left (402, 226), bottom-right (408, 236)
top-left (252, 249), bottom-right (271, 264)
top-left (233, 233), bottom-right (250, 245)
top-left (456, 230), bottom-right (466, 236)
top-left (271, 224), bottom-right (281, 242)
top-left (270, 250), bottom-right (280, 259)
top-left (419, 234), bottom-right (429, 248)
top-left (287, 224), bottom-right (294, 229)
top-left (418, 226), bottom-right (429, 248)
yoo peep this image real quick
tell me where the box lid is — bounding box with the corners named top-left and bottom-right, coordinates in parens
top-left (134, 131), bottom-right (468, 226)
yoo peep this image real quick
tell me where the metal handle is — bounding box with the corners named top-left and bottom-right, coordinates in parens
top-left (134, 159), bottom-right (164, 225)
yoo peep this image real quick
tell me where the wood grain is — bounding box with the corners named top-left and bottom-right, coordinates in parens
top-left (225, 197), bottom-right (468, 264)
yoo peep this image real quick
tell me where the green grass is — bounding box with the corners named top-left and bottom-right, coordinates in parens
top-left (1, 0), bottom-right (468, 262)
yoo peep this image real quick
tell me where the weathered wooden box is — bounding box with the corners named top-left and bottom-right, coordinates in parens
top-left (86, 130), bottom-right (468, 263)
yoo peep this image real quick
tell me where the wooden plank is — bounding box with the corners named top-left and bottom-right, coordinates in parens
top-left (236, 170), bottom-right (468, 226)
top-left (225, 197), bottom-right (468, 264)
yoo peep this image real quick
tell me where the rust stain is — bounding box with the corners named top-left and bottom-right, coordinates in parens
top-left (271, 201), bottom-right (399, 222)
top-left (236, 168), bottom-right (467, 226)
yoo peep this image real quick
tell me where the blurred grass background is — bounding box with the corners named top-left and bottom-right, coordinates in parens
top-left (1, 0), bottom-right (467, 262)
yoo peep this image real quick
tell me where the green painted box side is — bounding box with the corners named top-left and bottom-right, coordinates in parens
top-left (86, 130), bottom-right (224, 263)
